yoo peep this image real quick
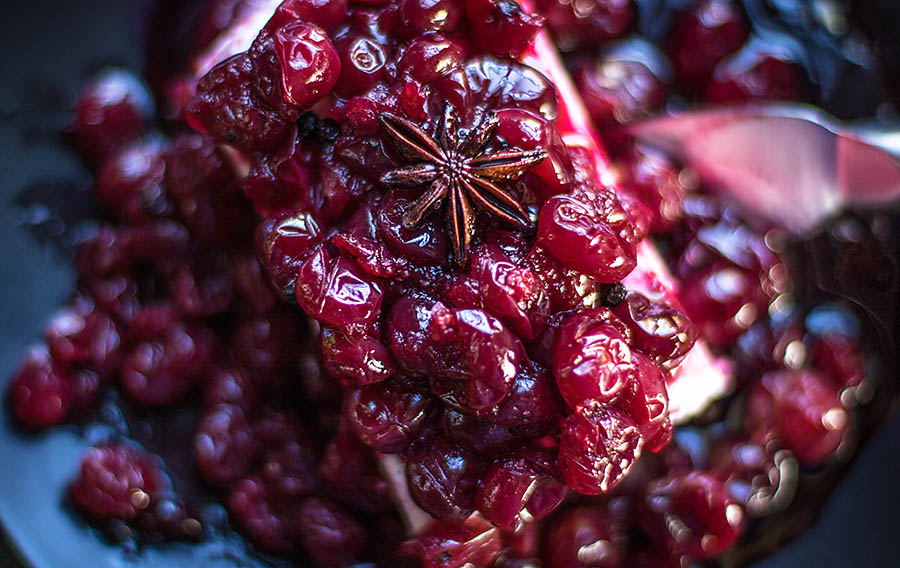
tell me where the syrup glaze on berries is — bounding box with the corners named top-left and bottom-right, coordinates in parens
top-left (5, 0), bottom-right (898, 567)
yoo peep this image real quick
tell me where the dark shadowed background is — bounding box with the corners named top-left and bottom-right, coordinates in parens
top-left (0, 1), bottom-right (898, 566)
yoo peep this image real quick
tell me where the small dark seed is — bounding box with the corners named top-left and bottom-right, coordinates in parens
top-left (297, 111), bottom-right (319, 139)
top-left (316, 118), bottom-right (341, 144)
top-left (601, 282), bottom-right (627, 308)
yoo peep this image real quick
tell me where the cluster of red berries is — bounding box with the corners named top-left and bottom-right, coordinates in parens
top-left (5, 0), bottom-right (874, 567)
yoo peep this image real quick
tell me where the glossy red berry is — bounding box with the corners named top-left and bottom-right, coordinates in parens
top-left (406, 435), bottom-right (486, 520)
top-left (273, 20), bottom-right (341, 107)
top-left (552, 308), bottom-right (634, 408)
top-left (465, 0), bottom-right (545, 58)
top-left (475, 447), bottom-right (567, 530)
top-left (558, 402), bottom-right (643, 494)
top-left (399, 516), bottom-right (502, 568)
top-left (538, 189), bottom-right (638, 283)
top-left (343, 382), bottom-right (435, 453)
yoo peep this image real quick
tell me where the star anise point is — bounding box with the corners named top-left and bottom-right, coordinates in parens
top-left (380, 110), bottom-right (546, 264)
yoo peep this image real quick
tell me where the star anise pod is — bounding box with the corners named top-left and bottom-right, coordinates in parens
top-left (379, 107), bottom-right (548, 265)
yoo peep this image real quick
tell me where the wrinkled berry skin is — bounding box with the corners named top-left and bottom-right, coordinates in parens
top-left (343, 382), bottom-right (435, 453)
top-left (273, 21), bottom-right (341, 107)
top-left (399, 516), bottom-right (502, 568)
top-left (558, 402), bottom-right (643, 495)
top-left (406, 435), bottom-right (486, 520)
top-left (186, 53), bottom-right (297, 153)
top-left (538, 189), bottom-right (638, 283)
top-left (553, 312), bottom-right (636, 409)
top-left (475, 447), bottom-right (567, 530)
top-left (293, 248), bottom-right (384, 326)
top-left (269, 0), bottom-right (349, 32)
top-left (613, 292), bottom-right (697, 366)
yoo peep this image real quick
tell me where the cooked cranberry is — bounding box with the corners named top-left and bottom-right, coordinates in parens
top-left (441, 408), bottom-right (532, 455)
top-left (259, 440), bottom-right (320, 501)
top-left (294, 247), bottom-right (384, 326)
top-left (227, 476), bottom-right (297, 553)
top-left (164, 133), bottom-right (248, 246)
top-left (666, 0), bottom-right (750, 90)
top-left (574, 57), bottom-right (665, 128)
top-left (67, 70), bottom-right (151, 164)
top-left (402, 0), bottom-right (462, 32)
top-left (746, 370), bottom-right (848, 465)
top-left (640, 471), bottom-right (744, 559)
top-left (243, 130), bottom-right (317, 216)
top-left (708, 437), bottom-right (789, 510)
top-left (475, 447), bottom-right (567, 530)
top-left (229, 253), bottom-right (279, 315)
top-left (542, 505), bottom-right (624, 568)
top-left (615, 351), bottom-right (672, 452)
top-left (268, 0), bottom-right (348, 32)
top-left (474, 359), bottom-right (563, 426)
top-left (705, 49), bottom-right (808, 104)
top-left (319, 425), bottom-right (394, 514)
top-left (427, 305), bottom-right (525, 411)
top-left (465, 0), bottom-right (544, 58)
top-left (524, 246), bottom-right (605, 312)
top-left (678, 263), bottom-right (763, 348)
top-left (400, 516), bottom-right (502, 568)
top-left (445, 243), bottom-right (550, 340)
top-left (387, 293), bottom-right (438, 375)
top-left (119, 307), bottom-right (215, 406)
top-left (344, 381), bottom-right (435, 452)
top-left (812, 332), bottom-right (866, 389)
top-left (256, 209), bottom-right (323, 295)
top-left (538, 189), bottom-right (637, 283)
top-left (8, 346), bottom-right (74, 429)
top-left (194, 404), bottom-right (259, 487)
top-left (203, 366), bottom-right (259, 410)
top-left (558, 402), bottom-right (643, 494)
top-left (45, 300), bottom-right (121, 377)
top-left (187, 53), bottom-right (297, 153)
top-left (617, 142), bottom-right (689, 232)
top-left (70, 444), bottom-right (163, 520)
top-left (272, 20), bottom-right (341, 107)
top-left (552, 309), bottom-right (634, 408)
top-left (377, 188), bottom-right (450, 264)
top-left (406, 435), bottom-right (486, 520)
top-left (296, 497), bottom-right (368, 565)
top-left (322, 325), bottom-right (397, 386)
top-left (230, 311), bottom-right (300, 377)
top-left (95, 140), bottom-right (169, 223)
top-left (334, 34), bottom-right (389, 98)
top-left (465, 57), bottom-right (557, 116)
top-left (535, 0), bottom-right (635, 51)
top-left (613, 293), bottom-right (697, 366)
top-left (400, 33), bottom-right (466, 83)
